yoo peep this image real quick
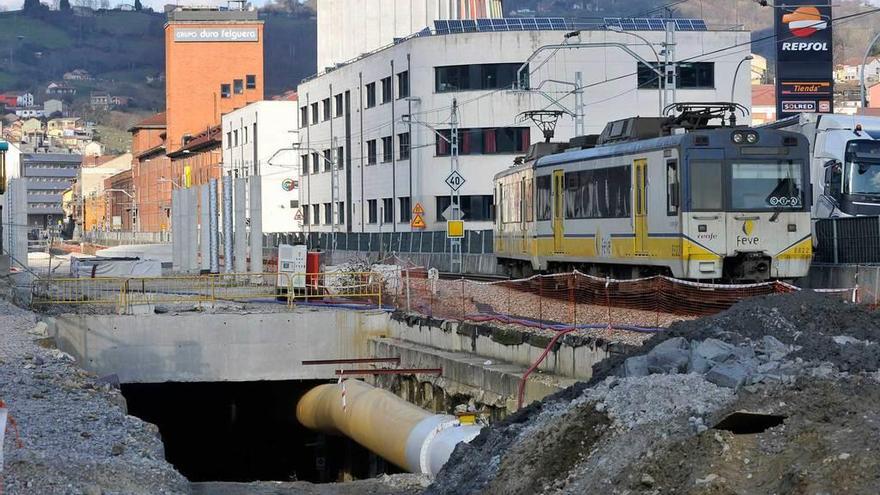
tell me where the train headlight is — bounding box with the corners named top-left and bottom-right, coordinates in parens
top-left (731, 130), bottom-right (759, 145)
top-left (746, 132), bottom-right (759, 144)
top-left (732, 132), bottom-right (744, 144)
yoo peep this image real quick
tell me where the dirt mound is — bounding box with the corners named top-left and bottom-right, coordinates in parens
top-left (427, 291), bottom-right (880, 495)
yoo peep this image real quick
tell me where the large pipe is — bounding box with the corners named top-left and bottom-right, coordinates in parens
top-left (296, 379), bottom-right (481, 476)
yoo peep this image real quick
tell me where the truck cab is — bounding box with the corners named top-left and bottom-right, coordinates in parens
top-left (771, 114), bottom-right (880, 218)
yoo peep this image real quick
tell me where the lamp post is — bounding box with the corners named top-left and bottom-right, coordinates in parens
top-left (860, 32), bottom-right (880, 109)
top-left (104, 188), bottom-right (135, 233)
top-left (731, 55), bottom-right (754, 104)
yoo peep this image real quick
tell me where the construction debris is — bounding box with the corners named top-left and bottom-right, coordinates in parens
top-left (427, 291), bottom-right (880, 495)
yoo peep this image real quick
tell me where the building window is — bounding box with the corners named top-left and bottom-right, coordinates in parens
top-left (322, 98), bottom-right (331, 121)
top-left (436, 127), bottom-right (530, 156)
top-left (435, 63), bottom-right (527, 92)
top-left (311, 102), bottom-right (318, 125)
top-left (397, 71), bottom-right (409, 99)
top-left (382, 136), bottom-right (393, 162)
top-left (301, 154), bottom-right (309, 175)
top-left (367, 140), bottom-right (377, 165)
top-left (368, 199), bottom-right (378, 223)
top-left (335, 93), bottom-right (343, 117)
top-left (300, 107), bottom-right (308, 128)
top-left (637, 62), bottom-right (715, 89)
top-left (234, 79), bottom-right (244, 95)
top-left (399, 196), bottom-right (411, 222)
top-left (436, 195), bottom-right (493, 221)
top-left (382, 198), bottom-right (393, 223)
top-left (398, 132), bottom-right (410, 160)
top-left (324, 203), bottom-right (332, 224)
top-left (381, 76), bottom-right (392, 104)
top-left (226, 132), bottom-right (232, 149)
top-left (246, 74), bottom-right (256, 90)
top-left (311, 152), bottom-right (319, 174)
top-left (336, 146), bottom-right (344, 169)
top-left (221, 83), bottom-right (231, 98)
top-left (290, 200), bottom-right (299, 208)
top-left (303, 205), bottom-right (310, 225)
top-left (233, 130), bottom-right (238, 146)
top-left (337, 201), bottom-right (345, 224)
top-left (243, 126), bottom-right (248, 144)
top-left (323, 149), bottom-right (332, 172)
top-left (365, 82), bottom-right (376, 108)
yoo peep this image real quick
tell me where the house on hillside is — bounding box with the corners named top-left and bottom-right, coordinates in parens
top-left (47, 117), bottom-right (81, 134)
top-left (15, 107), bottom-right (44, 119)
top-left (46, 82), bottom-right (77, 96)
top-left (44, 99), bottom-right (64, 116)
top-left (835, 57), bottom-right (880, 83)
top-left (0, 92), bottom-right (34, 108)
top-left (90, 92), bottom-right (130, 109)
top-left (64, 69), bottom-right (93, 81)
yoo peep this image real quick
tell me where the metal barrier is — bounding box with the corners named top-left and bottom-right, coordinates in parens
top-left (814, 216), bottom-right (880, 264)
top-left (30, 271), bottom-right (384, 312)
top-left (264, 230), bottom-right (495, 255)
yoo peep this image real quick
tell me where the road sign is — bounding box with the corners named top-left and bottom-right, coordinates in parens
top-left (411, 214), bottom-right (426, 229)
top-left (447, 220), bottom-right (464, 238)
top-left (412, 202), bottom-right (425, 215)
top-left (445, 170), bottom-right (466, 191)
top-left (441, 204), bottom-right (464, 221)
top-left (294, 209), bottom-right (303, 221)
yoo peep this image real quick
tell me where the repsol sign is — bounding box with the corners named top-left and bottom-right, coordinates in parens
top-left (781, 41), bottom-right (829, 52)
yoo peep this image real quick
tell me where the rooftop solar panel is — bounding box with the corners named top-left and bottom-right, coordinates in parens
top-left (461, 19), bottom-right (477, 32)
top-left (431, 16), bottom-right (707, 35)
top-left (692, 19), bottom-right (708, 31)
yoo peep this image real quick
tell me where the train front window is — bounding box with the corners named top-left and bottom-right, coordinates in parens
top-left (844, 140), bottom-right (880, 195)
top-left (730, 161), bottom-right (804, 210)
top-left (689, 161), bottom-right (723, 211)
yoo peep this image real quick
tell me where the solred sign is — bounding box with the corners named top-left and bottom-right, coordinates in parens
top-left (775, 0), bottom-right (833, 119)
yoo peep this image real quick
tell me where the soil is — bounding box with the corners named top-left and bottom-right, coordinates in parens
top-left (428, 291), bottom-right (880, 495)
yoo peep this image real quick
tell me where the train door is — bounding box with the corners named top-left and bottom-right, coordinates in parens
top-left (634, 159), bottom-right (648, 255)
top-left (552, 169), bottom-right (565, 253)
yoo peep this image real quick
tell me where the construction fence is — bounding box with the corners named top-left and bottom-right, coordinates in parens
top-left (30, 271), bottom-right (384, 313)
top-left (381, 268), bottom-right (859, 330)
top-left (264, 230), bottom-right (495, 255)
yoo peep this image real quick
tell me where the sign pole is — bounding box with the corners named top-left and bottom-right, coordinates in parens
top-left (449, 98), bottom-right (462, 273)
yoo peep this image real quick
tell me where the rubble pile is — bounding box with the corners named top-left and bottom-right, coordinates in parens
top-left (428, 291), bottom-right (880, 495)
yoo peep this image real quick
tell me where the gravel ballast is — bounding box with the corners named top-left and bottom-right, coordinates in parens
top-left (0, 299), bottom-right (189, 494)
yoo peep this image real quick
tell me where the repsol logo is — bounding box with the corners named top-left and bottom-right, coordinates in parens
top-left (781, 42), bottom-right (828, 52)
top-left (737, 236), bottom-right (760, 246)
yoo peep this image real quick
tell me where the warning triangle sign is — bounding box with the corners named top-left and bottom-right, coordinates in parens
top-left (411, 213), bottom-right (426, 229)
top-left (412, 202), bottom-right (425, 215)
top-left (294, 209), bottom-right (303, 220)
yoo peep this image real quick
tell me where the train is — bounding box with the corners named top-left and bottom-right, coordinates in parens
top-left (493, 103), bottom-right (813, 282)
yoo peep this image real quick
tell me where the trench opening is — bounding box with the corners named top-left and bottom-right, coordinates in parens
top-left (121, 380), bottom-right (401, 483)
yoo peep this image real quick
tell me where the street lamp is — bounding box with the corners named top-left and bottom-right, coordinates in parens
top-left (105, 188), bottom-right (136, 233)
top-left (860, 32), bottom-right (880, 109)
top-left (158, 176), bottom-right (181, 188)
top-left (731, 55), bottom-right (754, 104)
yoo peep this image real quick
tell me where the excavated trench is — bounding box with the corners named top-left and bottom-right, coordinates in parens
top-left (120, 380), bottom-right (400, 483)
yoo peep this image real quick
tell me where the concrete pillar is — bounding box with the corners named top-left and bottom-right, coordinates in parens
top-left (234, 177), bottom-right (247, 274)
top-left (199, 185), bottom-right (210, 272)
top-left (209, 179), bottom-right (220, 274)
top-left (249, 177), bottom-right (263, 274)
top-left (187, 187), bottom-right (199, 273)
top-left (223, 175), bottom-right (234, 273)
top-left (171, 188), bottom-right (181, 272)
top-left (5, 179), bottom-right (28, 270)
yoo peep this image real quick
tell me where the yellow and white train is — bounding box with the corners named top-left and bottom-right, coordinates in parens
top-left (494, 117), bottom-right (813, 282)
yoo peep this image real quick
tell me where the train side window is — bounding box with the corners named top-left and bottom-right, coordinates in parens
top-left (536, 175), bottom-right (552, 221)
top-left (666, 159), bottom-right (679, 215)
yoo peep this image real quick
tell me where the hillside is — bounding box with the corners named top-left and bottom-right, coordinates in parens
top-left (0, 7), bottom-right (316, 151)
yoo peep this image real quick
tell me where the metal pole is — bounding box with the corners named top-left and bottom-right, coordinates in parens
top-left (249, 177), bottom-right (264, 274)
top-left (234, 177), bottom-right (248, 273)
top-left (223, 174), bottom-right (234, 273)
top-left (731, 56), bottom-right (753, 104)
top-left (200, 185), bottom-right (210, 272)
top-left (574, 71), bottom-right (584, 136)
top-left (861, 31), bottom-right (880, 109)
top-left (450, 98), bottom-right (462, 273)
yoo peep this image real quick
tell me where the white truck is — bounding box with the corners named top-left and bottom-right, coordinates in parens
top-left (767, 113), bottom-right (880, 218)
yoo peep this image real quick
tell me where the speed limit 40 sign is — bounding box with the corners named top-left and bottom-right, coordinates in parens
top-left (445, 170), bottom-right (466, 191)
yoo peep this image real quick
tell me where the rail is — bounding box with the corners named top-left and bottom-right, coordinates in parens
top-left (30, 271), bottom-right (385, 312)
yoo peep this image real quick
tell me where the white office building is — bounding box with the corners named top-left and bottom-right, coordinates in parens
top-left (221, 100), bottom-right (301, 233)
top-left (297, 18), bottom-right (752, 234)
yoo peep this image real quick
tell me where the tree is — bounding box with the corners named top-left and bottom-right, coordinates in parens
top-left (134, 0), bottom-right (142, 10)
top-left (23, 0), bottom-right (44, 13)
top-left (59, 0), bottom-right (71, 11)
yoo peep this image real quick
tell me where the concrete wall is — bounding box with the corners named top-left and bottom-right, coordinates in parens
top-left (48, 309), bottom-right (389, 384)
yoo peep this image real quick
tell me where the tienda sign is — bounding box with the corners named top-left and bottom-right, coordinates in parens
top-left (174, 28), bottom-right (259, 43)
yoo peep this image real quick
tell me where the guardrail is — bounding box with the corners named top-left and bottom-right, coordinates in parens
top-left (30, 271), bottom-right (385, 313)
